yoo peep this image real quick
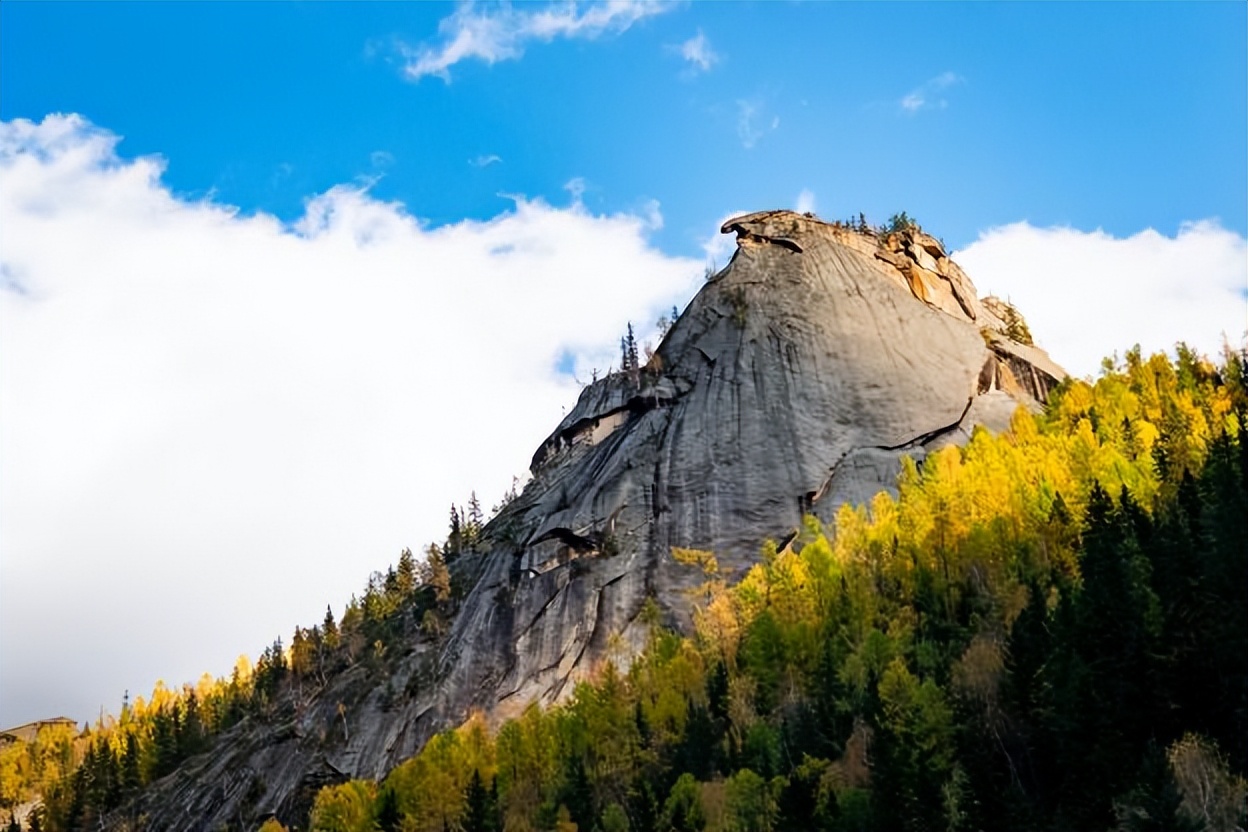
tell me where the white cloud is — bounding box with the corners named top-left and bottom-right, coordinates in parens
top-left (736, 98), bottom-right (778, 149)
top-left (954, 221), bottom-right (1247, 378)
top-left (470, 153), bottom-right (502, 168)
top-left (638, 198), bottom-right (663, 232)
top-left (0, 114), bottom-right (702, 726)
top-left (400, 0), bottom-right (674, 82)
top-left (676, 29), bottom-right (718, 73)
top-left (795, 188), bottom-right (817, 215)
top-left (900, 71), bottom-right (962, 114)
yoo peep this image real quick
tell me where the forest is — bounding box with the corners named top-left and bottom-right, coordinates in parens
top-left (5, 344), bottom-right (1246, 831)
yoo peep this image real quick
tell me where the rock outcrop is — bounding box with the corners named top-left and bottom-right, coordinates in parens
top-left (117, 211), bottom-right (1064, 830)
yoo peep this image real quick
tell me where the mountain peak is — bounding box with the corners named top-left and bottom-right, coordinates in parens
top-left (445, 204), bottom-right (1066, 735)
top-left (117, 209), bottom-right (1066, 829)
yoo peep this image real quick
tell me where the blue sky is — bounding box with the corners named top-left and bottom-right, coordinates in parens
top-left (4, 2), bottom-right (1244, 251)
top-left (1, 2), bottom-right (1245, 727)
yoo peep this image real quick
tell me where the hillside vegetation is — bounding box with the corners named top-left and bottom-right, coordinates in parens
top-left (301, 345), bottom-right (1247, 832)
top-left (8, 344), bottom-right (1246, 832)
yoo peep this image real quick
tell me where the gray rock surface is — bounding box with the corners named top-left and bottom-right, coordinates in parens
top-left (115, 211), bottom-right (1064, 830)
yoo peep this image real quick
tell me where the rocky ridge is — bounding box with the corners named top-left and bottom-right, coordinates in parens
top-left (116, 210), bottom-right (1065, 830)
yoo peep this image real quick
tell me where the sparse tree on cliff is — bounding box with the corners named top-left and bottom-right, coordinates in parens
top-left (423, 544), bottom-right (451, 606)
top-left (396, 547), bottom-right (417, 596)
top-left (448, 504), bottom-right (463, 558)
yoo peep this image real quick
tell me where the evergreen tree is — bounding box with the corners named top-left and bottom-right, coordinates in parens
top-left (120, 731), bottom-right (142, 797)
top-left (374, 785), bottom-right (401, 832)
top-left (600, 802), bottom-right (631, 832)
top-left (254, 638), bottom-right (288, 703)
top-left (625, 323), bottom-right (641, 385)
top-left (463, 769), bottom-right (499, 832)
top-left (467, 492), bottom-right (484, 546)
top-left (290, 628), bottom-right (314, 682)
top-left (150, 709), bottom-right (180, 781)
top-left (181, 690), bottom-right (205, 758)
top-left (661, 774), bottom-right (706, 832)
top-left (674, 701), bottom-right (719, 780)
top-left (559, 756), bottom-right (594, 831)
top-left (423, 544), bottom-right (452, 607)
top-left (322, 606), bottom-right (339, 650)
top-left (448, 504), bottom-right (463, 558)
top-left (396, 547), bottom-right (417, 596)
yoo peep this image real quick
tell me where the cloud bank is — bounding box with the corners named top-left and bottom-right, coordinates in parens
top-left (0, 114), bottom-right (701, 726)
top-left (401, 0), bottom-right (673, 82)
top-left (955, 221), bottom-right (1247, 377)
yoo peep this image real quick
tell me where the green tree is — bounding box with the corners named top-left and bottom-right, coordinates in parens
top-left (463, 769), bottom-right (499, 832)
top-left (310, 780), bottom-right (377, 832)
top-left (397, 547), bottom-right (417, 596)
top-left (374, 785), bottom-right (401, 832)
top-left (661, 774), bottom-right (706, 832)
top-left (725, 768), bottom-right (783, 832)
top-left (600, 802), bottom-right (630, 832)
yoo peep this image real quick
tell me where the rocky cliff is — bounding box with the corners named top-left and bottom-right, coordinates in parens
top-left (117, 211), bottom-right (1065, 830)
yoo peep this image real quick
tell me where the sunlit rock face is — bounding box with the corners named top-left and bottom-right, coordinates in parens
top-left (118, 211), bottom-right (1064, 830)
top-left (441, 211), bottom-right (1064, 726)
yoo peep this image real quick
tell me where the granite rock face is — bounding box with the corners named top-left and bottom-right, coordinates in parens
top-left (443, 212), bottom-right (1064, 724)
top-left (118, 211), bottom-right (1064, 830)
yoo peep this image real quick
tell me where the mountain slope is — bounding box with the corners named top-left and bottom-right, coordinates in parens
top-left (110, 211), bottom-right (1065, 830)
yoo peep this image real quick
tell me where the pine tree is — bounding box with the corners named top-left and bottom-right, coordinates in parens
top-left (254, 638), bottom-right (288, 703)
top-left (559, 757), bottom-right (594, 831)
top-left (397, 547), bottom-right (417, 596)
top-left (375, 785), bottom-right (401, 832)
top-left (423, 544), bottom-right (452, 606)
top-left (120, 731), bottom-right (142, 796)
top-left (181, 690), bottom-right (205, 758)
top-left (448, 505), bottom-right (463, 557)
top-left (322, 606), bottom-right (340, 651)
top-left (467, 492), bottom-right (484, 546)
top-left (463, 769), bottom-right (499, 832)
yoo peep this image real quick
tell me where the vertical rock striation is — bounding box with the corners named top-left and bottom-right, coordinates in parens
top-left (438, 211), bottom-right (1065, 729)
